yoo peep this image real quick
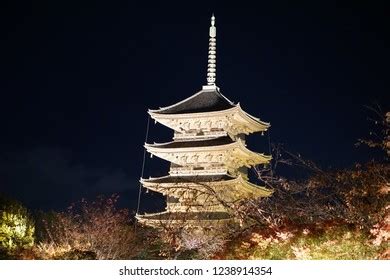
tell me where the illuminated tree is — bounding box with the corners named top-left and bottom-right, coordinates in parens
top-left (240, 144), bottom-right (389, 230)
top-left (37, 194), bottom-right (138, 260)
top-left (0, 194), bottom-right (35, 253)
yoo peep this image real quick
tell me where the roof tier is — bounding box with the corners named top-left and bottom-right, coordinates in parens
top-left (140, 174), bottom-right (273, 201)
top-left (149, 86), bottom-right (270, 135)
top-left (145, 136), bottom-right (271, 170)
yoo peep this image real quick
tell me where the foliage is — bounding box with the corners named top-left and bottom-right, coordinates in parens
top-left (241, 157), bottom-right (389, 231)
top-left (320, 162), bottom-right (389, 228)
top-left (179, 228), bottom-right (227, 259)
top-left (56, 249), bottom-right (96, 260)
top-left (153, 224), bottom-right (230, 259)
top-left (369, 208), bottom-right (390, 248)
top-left (0, 194), bottom-right (35, 254)
top-left (35, 194), bottom-right (139, 259)
top-left (224, 222), bottom-right (389, 260)
top-left (356, 109), bottom-right (389, 158)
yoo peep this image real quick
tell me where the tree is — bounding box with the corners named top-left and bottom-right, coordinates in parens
top-left (37, 194), bottom-right (138, 260)
top-left (0, 194), bottom-right (35, 254)
top-left (357, 107), bottom-right (390, 158)
top-left (237, 143), bottom-right (389, 230)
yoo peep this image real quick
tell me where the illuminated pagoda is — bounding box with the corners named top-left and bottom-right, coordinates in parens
top-left (136, 15), bottom-right (272, 228)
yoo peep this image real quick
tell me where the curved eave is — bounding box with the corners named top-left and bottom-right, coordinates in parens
top-left (140, 175), bottom-right (273, 198)
top-left (237, 176), bottom-right (273, 197)
top-left (145, 138), bottom-right (269, 156)
top-left (144, 139), bottom-right (272, 167)
top-left (140, 175), bottom-right (237, 191)
top-left (235, 138), bottom-right (272, 164)
top-left (136, 211), bottom-right (232, 220)
top-left (149, 103), bottom-right (270, 134)
top-left (235, 103), bottom-right (270, 131)
top-left (136, 219), bottom-right (232, 228)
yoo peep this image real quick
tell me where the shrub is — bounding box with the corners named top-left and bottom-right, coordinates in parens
top-left (224, 222), bottom-right (388, 260)
top-left (56, 249), bottom-right (96, 260)
top-left (36, 194), bottom-right (139, 259)
top-left (0, 194), bottom-right (35, 254)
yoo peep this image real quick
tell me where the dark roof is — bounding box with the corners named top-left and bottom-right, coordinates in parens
top-left (143, 174), bottom-right (235, 184)
top-left (140, 211), bottom-right (231, 220)
top-left (150, 88), bottom-right (235, 114)
top-left (148, 136), bottom-right (234, 149)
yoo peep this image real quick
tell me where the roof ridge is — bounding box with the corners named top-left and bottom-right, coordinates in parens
top-left (148, 87), bottom-right (236, 114)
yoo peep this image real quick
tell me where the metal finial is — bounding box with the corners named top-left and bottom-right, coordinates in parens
top-left (207, 14), bottom-right (216, 85)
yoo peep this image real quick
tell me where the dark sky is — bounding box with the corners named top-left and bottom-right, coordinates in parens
top-left (0, 1), bottom-right (388, 212)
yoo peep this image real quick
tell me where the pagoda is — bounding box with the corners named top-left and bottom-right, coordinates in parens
top-left (136, 15), bottom-right (272, 228)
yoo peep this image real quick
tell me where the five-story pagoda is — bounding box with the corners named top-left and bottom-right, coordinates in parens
top-left (136, 15), bottom-right (272, 228)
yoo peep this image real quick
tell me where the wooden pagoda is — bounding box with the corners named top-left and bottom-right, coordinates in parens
top-left (136, 15), bottom-right (272, 228)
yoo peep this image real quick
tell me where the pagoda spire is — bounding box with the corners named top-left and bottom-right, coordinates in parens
top-left (207, 14), bottom-right (217, 85)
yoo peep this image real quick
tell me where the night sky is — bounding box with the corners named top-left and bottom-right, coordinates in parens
top-left (0, 1), bottom-right (388, 212)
